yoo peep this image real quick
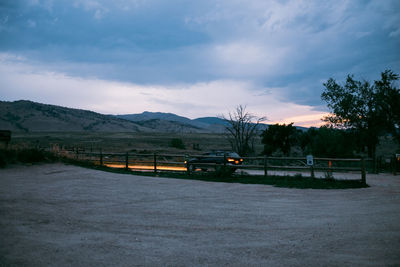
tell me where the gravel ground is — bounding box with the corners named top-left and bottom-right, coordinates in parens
top-left (1, 163), bottom-right (399, 266)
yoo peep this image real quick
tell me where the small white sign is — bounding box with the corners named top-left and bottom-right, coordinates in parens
top-left (306, 155), bottom-right (314, 166)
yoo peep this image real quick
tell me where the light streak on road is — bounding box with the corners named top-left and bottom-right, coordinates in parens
top-left (105, 163), bottom-right (187, 171)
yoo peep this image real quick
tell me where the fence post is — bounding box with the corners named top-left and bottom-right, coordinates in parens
top-left (306, 155), bottom-right (314, 178)
top-left (154, 153), bottom-right (157, 174)
top-left (328, 160), bottom-right (333, 177)
top-left (310, 165), bottom-right (315, 178)
top-left (361, 158), bottom-right (366, 184)
top-left (100, 148), bottom-right (103, 166)
top-left (223, 153), bottom-right (227, 173)
top-left (392, 156), bottom-right (397, 176)
top-left (185, 155), bottom-right (191, 176)
top-left (264, 155), bottom-right (268, 177)
top-left (125, 152), bottom-right (129, 170)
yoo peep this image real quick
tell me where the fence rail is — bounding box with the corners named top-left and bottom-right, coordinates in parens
top-left (58, 149), bottom-right (369, 183)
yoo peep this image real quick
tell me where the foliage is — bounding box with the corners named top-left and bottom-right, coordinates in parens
top-left (212, 166), bottom-right (236, 178)
top-left (261, 124), bottom-right (360, 158)
top-left (0, 150), bottom-right (12, 167)
top-left (222, 105), bottom-right (266, 156)
top-left (170, 138), bottom-right (186, 149)
top-left (261, 123), bottom-right (299, 156)
top-left (324, 171), bottom-right (334, 180)
top-left (0, 148), bottom-right (56, 167)
top-left (16, 148), bottom-right (47, 163)
top-left (374, 70), bottom-right (400, 143)
top-left (321, 69), bottom-right (399, 157)
top-left (83, 163), bottom-right (368, 189)
top-left (299, 127), bottom-right (357, 157)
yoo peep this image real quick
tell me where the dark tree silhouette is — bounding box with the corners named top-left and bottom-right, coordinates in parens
top-left (261, 123), bottom-right (298, 156)
top-left (222, 105), bottom-right (266, 156)
top-left (321, 69), bottom-right (399, 157)
top-left (374, 70), bottom-right (400, 143)
top-left (299, 127), bottom-right (357, 157)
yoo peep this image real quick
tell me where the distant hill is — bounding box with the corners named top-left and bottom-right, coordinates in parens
top-left (0, 100), bottom-right (307, 133)
top-left (118, 112), bottom-right (194, 124)
top-left (116, 112), bottom-right (227, 133)
top-left (193, 117), bottom-right (227, 125)
top-left (117, 112), bottom-right (306, 132)
top-left (0, 100), bottom-right (227, 133)
top-left (116, 112), bottom-right (208, 132)
top-left (0, 100), bottom-right (148, 132)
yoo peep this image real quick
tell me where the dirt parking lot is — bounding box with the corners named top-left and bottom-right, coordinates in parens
top-left (1, 164), bottom-right (399, 266)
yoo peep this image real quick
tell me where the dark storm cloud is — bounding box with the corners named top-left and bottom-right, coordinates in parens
top-left (0, 0), bottom-right (399, 107)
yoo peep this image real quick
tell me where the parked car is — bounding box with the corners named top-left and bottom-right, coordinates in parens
top-left (185, 151), bottom-right (243, 172)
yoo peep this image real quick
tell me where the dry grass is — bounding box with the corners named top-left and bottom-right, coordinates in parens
top-left (9, 132), bottom-right (263, 154)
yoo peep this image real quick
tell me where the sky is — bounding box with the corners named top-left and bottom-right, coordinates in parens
top-left (0, 0), bottom-right (399, 127)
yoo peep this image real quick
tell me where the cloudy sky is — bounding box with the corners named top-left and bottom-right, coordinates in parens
top-left (0, 0), bottom-right (399, 126)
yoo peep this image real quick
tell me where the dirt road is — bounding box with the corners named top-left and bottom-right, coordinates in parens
top-left (1, 164), bottom-right (399, 266)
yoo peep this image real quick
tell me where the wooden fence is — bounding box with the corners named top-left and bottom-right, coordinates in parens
top-left (60, 149), bottom-right (369, 183)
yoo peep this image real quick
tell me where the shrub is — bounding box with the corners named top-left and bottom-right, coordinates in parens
top-left (0, 148), bottom-right (57, 167)
top-left (0, 150), bottom-right (10, 167)
top-left (213, 166), bottom-right (235, 178)
top-left (17, 149), bottom-right (46, 163)
top-left (324, 171), bottom-right (334, 180)
top-left (170, 138), bottom-right (185, 149)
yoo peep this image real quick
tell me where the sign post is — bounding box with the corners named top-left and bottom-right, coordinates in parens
top-left (307, 155), bottom-right (314, 178)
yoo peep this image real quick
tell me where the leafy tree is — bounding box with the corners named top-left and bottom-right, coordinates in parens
top-left (261, 123), bottom-right (299, 156)
top-left (300, 127), bottom-right (357, 157)
top-left (222, 105), bottom-right (266, 156)
top-left (321, 70), bottom-right (399, 157)
top-left (374, 70), bottom-right (400, 142)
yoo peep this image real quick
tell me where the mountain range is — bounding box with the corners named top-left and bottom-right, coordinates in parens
top-left (0, 100), bottom-right (231, 133)
top-left (115, 112), bottom-right (228, 133)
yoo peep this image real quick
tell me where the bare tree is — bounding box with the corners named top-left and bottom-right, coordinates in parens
top-left (221, 105), bottom-right (266, 156)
